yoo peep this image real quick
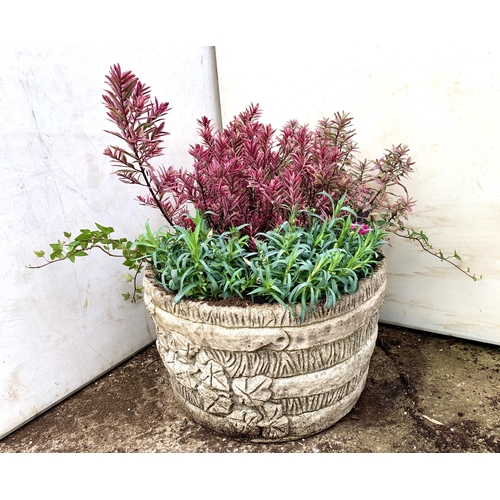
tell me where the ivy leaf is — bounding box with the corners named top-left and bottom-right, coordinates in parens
top-left (227, 408), bottom-right (262, 434)
top-left (33, 250), bottom-right (45, 258)
top-left (50, 242), bottom-right (63, 253)
top-left (232, 375), bottom-right (273, 406)
top-left (172, 359), bottom-right (200, 389)
top-left (199, 360), bottom-right (230, 391)
top-left (169, 331), bottom-right (200, 360)
top-left (198, 385), bottom-right (233, 414)
top-left (95, 223), bottom-right (114, 235)
top-left (258, 402), bottom-right (289, 439)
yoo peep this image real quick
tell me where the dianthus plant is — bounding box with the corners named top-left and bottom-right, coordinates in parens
top-left (101, 64), bottom-right (478, 280)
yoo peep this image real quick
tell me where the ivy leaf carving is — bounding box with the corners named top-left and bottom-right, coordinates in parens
top-left (164, 348), bottom-right (175, 366)
top-left (196, 349), bottom-right (211, 365)
top-left (156, 336), bottom-right (179, 370)
top-left (169, 330), bottom-right (199, 360)
top-left (227, 408), bottom-right (262, 434)
top-left (170, 358), bottom-right (199, 389)
top-left (156, 336), bottom-right (172, 365)
top-left (261, 415), bottom-right (289, 439)
top-left (198, 385), bottom-right (233, 414)
top-left (199, 360), bottom-right (230, 391)
top-left (172, 357), bottom-right (197, 375)
top-left (261, 401), bottom-right (283, 420)
top-left (258, 402), bottom-right (289, 439)
top-left (232, 375), bottom-right (273, 407)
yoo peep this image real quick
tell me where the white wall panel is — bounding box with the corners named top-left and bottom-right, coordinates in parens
top-left (0, 47), bottom-right (220, 438)
top-left (216, 44), bottom-right (500, 346)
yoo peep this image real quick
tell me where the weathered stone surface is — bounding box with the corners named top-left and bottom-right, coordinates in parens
top-left (143, 260), bottom-right (387, 442)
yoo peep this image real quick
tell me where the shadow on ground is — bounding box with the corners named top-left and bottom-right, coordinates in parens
top-left (1, 324), bottom-right (499, 453)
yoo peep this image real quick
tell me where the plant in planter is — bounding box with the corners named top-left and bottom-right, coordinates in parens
top-left (30, 64), bottom-right (479, 442)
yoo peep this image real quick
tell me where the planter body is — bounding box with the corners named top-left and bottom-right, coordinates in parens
top-left (143, 260), bottom-right (386, 442)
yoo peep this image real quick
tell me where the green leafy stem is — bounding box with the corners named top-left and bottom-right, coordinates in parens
top-left (27, 223), bottom-right (148, 302)
top-left (394, 226), bottom-right (482, 281)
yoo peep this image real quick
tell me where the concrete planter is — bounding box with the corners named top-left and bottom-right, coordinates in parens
top-left (143, 260), bottom-right (386, 442)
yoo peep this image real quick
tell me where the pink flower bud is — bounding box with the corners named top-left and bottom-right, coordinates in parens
top-left (351, 223), bottom-right (371, 236)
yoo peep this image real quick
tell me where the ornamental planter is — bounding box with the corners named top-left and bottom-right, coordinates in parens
top-left (143, 259), bottom-right (387, 442)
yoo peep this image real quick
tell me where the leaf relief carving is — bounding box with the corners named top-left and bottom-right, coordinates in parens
top-left (198, 385), bottom-right (233, 414)
top-left (170, 358), bottom-right (199, 389)
top-left (232, 375), bottom-right (273, 407)
top-left (227, 408), bottom-right (262, 434)
top-left (258, 402), bottom-right (289, 439)
top-left (156, 335), bottom-right (169, 357)
top-left (199, 360), bottom-right (231, 391)
top-left (169, 330), bottom-right (200, 360)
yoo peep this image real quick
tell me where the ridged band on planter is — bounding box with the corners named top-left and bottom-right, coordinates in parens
top-left (143, 259), bottom-right (386, 442)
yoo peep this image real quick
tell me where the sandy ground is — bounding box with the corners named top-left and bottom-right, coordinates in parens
top-left (1, 324), bottom-right (499, 453)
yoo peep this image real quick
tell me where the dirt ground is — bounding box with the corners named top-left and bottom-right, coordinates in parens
top-left (1, 324), bottom-right (499, 453)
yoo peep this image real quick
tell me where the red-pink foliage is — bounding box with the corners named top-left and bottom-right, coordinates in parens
top-left (103, 65), bottom-right (416, 238)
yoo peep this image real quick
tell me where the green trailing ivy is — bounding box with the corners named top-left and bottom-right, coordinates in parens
top-left (29, 224), bottom-right (150, 302)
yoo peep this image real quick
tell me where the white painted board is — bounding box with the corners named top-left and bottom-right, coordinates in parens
top-left (215, 44), bottom-right (500, 346)
top-left (0, 47), bottom-right (220, 438)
